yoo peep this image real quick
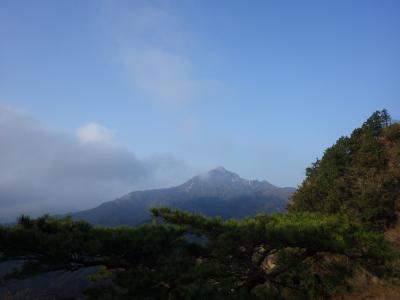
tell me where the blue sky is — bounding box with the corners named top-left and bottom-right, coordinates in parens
top-left (1, 0), bottom-right (399, 193)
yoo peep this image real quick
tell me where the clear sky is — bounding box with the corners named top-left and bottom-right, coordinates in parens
top-left (0, 0), bottom-right (399, 219)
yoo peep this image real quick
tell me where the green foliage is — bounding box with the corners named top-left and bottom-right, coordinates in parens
top-left (1, 208), bottom-right (396, 299)
top-left (290, 110), bottom-right (400, 230)
top-left (0, 215), bottom-right (187, 280)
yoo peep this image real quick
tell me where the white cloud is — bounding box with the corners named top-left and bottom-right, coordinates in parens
top-left (77, 122), bottom-right (115, 144)
top-left (0, 104), bottom-right (192, 222)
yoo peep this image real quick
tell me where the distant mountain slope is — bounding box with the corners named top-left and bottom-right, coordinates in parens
top-left (70, 167), bottom-right (295, 226)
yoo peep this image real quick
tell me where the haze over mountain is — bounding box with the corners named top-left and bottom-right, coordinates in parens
top-left (70, 167), bottom-right (295, 226)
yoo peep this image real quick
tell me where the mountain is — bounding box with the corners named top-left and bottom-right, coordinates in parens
top-left (70, 167), bottom-right (295, 226)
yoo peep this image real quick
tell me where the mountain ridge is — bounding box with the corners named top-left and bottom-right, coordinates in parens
top-left (70, 167), bottom-right (295, 226)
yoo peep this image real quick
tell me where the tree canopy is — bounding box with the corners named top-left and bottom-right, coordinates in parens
top-left (0, 209), bottom-right (397, 299)
top-left (289, 110), bottom-right (400, 230)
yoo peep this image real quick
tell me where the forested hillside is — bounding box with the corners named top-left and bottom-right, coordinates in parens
top-left (289, 109), bottom-right (400, 298)
top-left (290, 109), bottom-right (400, 230)
top-left (1, 110), bottom-right (399, 299)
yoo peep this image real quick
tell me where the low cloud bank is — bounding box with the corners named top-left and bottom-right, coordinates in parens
top-left (0, 105), bottom-right (190, 222)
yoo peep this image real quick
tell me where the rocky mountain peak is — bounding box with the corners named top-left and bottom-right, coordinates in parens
top-left (201, 166), bottom-right (241, 182)
top-left (179, 167), bottom-right (275, 197)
